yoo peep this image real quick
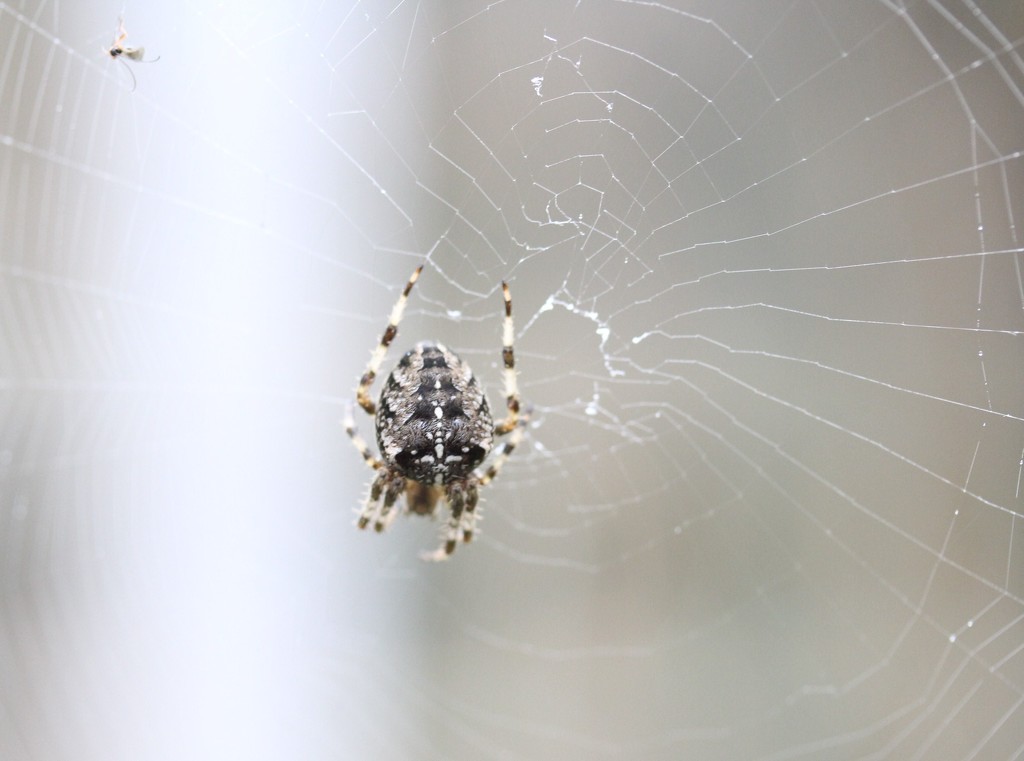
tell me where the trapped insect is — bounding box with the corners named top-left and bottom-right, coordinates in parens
top-left (104, 17), bottom-right (159, 91)
top-left (345, 266), bottom-right (527, 561)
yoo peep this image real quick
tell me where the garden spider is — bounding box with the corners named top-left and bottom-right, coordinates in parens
top-left (345, 266), bottom-right (526, 561)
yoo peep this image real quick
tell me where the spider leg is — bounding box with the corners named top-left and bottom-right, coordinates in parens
top-left (343, 402), bottom-right (383, 471)
top-left (356, 468), bottom-right (405, 531)
top-left (356, 265), bottom-right (423, 416)
top-left (493, 281), bottom-right (521, 435)
top-left (460, 481), bottom-right (480, 544)
top-left (478, 406), bottom-right (530, 487)
top-left (356, 470), bottom-right (387, 529)
top-left (444, 484), bottom-right (466, 555)
top-left (374, 474), bottom-right (407, 532)
top-left (420, 480), bottom-right (474, 561)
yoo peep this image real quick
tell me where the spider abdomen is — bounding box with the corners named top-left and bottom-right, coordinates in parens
top-left (375, 342), bottom-right (494, 484)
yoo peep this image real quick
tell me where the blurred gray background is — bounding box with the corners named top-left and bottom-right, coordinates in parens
top-left (1, 1), bottom-right (1022, 759)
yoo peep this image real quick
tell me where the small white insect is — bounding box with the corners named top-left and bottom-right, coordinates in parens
top-left (104, 17), bottom-right (159, 91)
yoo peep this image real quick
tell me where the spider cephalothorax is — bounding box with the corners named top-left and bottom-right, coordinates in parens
top-left (344, 266), bottom-right (526, 560)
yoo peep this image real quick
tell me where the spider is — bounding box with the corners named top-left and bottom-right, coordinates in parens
top-left (344, 265), bottom-right (526, 561)
top-left (103, 17), bottom-right (159, 92)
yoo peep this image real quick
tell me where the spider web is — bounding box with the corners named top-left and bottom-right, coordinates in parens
top-left (1, 0), bottom-right (1023, 759)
